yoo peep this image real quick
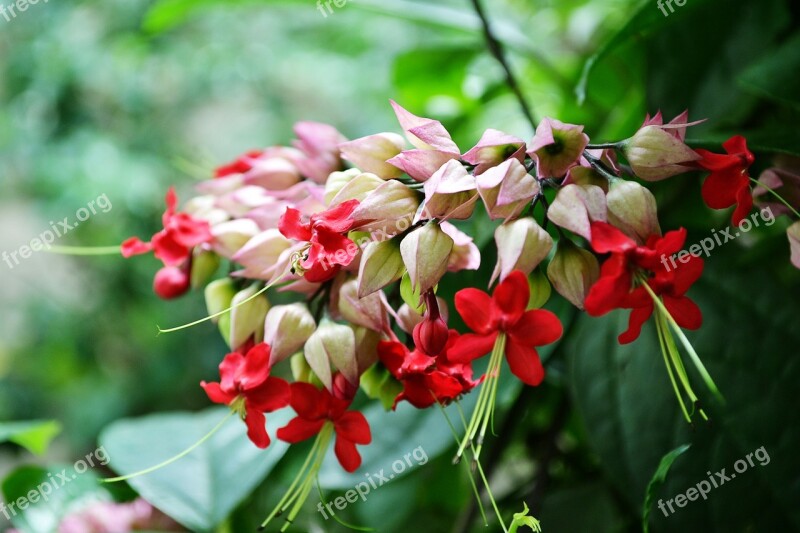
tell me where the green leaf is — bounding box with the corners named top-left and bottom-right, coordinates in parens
top-left (400, 272), bottom-right (424, 313)
top-left (99, 407), bottom-right (292, 531)
top-left (567, 251), bottom-right (800, 531)
top-left (0, 420), bottom-right (62, 456)
top-left (1, 464), bottom-right (110, 533)
top-left (642, 444), bottom-right (691, 533)
top-left (739, 32), bottom-right (800, 111)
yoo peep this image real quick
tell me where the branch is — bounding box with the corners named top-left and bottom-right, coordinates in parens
top-left (469, 0), bottom-right (537, 131)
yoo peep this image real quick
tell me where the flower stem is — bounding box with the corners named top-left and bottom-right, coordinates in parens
top-left (750, 176), bottom-right (800, 219)
top-left (43, 245), bottom-right (122, 255)
top-left (642, 283), bottom-right (724, 404)
top-left (102, 411), bottom-right (233, 483)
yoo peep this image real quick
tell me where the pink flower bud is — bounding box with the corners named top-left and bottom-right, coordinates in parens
top-left (462, 128), bottom-right (525, 175)
top-left (400, 222), bottom-right (454, 294)
top-left (623, 126), bottom-right (701, 181)
top-left (527, 118), bottom-right (589, 178)
top-left (546, 240), bottom-right (600, 309)
top-left (476, 159), bottom-right (539, 220)
top-left (491, 218), bottom-right (553, 284)
top-left (264, 303), bottom-right (316, 365)
top-left (606, 179), bottom-right (661, 243)
top-left (328, 172), bottom-right (385, 207)
top-left (340, 132), bottom-right (407, 179)
top-left (357, 239), bottom-right (406, 298)
top-left (547, 184), bottom-right (607, 241)
top-left (440, 221), bottom-right (481, 272)
top-left (153, 265), bottom-right (190, 299)
top-left (304, 318), bottom-right (357, 389)
top-left (351, 180), bottom-right (421, 234)
top-left (211, 219), bottom-right (260, 259)
top-left (338, 279), bottom-right (390, 333)
top-left (419, 160), bottom-right (479, 221)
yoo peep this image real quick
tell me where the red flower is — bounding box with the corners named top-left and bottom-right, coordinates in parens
top-left (378, 331), bottom-right (479, 409)
top-left (215, 150), bottom-right (265, 178)
top-left (121, 187), bottom-right (212, 267)
top-left (277, 382), bottom-right (371, 472)
top-left (448, 271), bottom-right (563, 386)
top-left (278, 200), bottom-right (360, 283)
top-left (200, 343), bottom-right (290, 449)
top-left (695, 136), bottom-right (755, 225)
top-left (584, 221), bottom-right (703, 344)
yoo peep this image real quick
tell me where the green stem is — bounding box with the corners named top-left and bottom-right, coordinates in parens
top-left (44, 245), bottom-right (121, 255)
top-left (750, 177), bottom-right (800, 219)
top-left (102, 411), bottom-right (233, 483)
top-left (655, 314), bottom-right (691, 423)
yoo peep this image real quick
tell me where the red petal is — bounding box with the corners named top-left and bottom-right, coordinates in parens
top-left (334, 411), bottom-right (371, 445)
top-left (663, 295), bottom-right (702, 330)
top-left (618, 304), bottom-right (653, 344)
top-left (120, 237), bottom-right (152, 258)
top-left (276, 417), bottom-right (325, 443)
top-left (504, 339), bottom-right (544, 386)
top-left (671, 254), bottom-right (703, 295)
top-left (247, 377), bottom-right (290, 412)
top-left (289, 382), bottom-right (327, 420)
top-left (237, 343), bottom-right (272, 391)
top-left (701, 168), bottom-right (739, 209)
top-left (424, 371), bottom-right (467, 402)
top-left (731, 181), bottom-right (753, 226)
top-left (244, 407), bottom-right (270, 449)
top-left (164, 187), bottom-right (178, 216)
top-left (492, 271), bottom-right (530, 328)
top-left (314, 199), bottom-right (359, 233)
top-left (590, 222), bottom-right (635, 254)
top-left (334, 436), bottom-right (362, 473)
top-left (278, 207), bottom-right (313, 241)
top-left (454, 288), bottom-right (494, 334)
top-left (151, 230), bottom-right (190, 266)
top-left (377, 341), bottom-right (408, 378)
top-left (695, 149), bottom-right (738, 171)
top-left (508, 309), bottom-right (563, 347)
top-left (170, 213), bottom-right (212, 248)
top-left (584, 256), bottom-right (632, 316)
top-left (447, 332), bottom-right (498, 364)
top-left (218, 352), bottom-right (245, 393)
top-left (200, 381), bottom-right (236, 405)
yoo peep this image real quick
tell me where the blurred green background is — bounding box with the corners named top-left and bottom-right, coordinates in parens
top-left (1, 0), bottom-right (799, 531)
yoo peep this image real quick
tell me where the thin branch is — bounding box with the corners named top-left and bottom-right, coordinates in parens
top-left (469, 0), bottom-right (537, 131)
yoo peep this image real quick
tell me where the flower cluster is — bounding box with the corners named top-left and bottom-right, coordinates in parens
top-left (119, 102), bottom-right (796, 530)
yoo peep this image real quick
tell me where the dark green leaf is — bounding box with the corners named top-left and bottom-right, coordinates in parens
top-left (642, 444), bottom-right (690, 532)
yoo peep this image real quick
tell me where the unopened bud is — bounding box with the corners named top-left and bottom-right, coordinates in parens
top-left (491, 218), bottom-right (553, 284)
top-left (476, 159), bottom-right (538, 220)
top-left (338, 279), bottom-right (389, 333)
top-left (229, 284), bottom-right (269, 351)
top-left (400, 222), bottom-right (454, 294)
top-left (357, 239), bottom-right (406, 298)
top-left (211, 219), bottom-right (260, 259)
top-left (339, 132), bottom-right (406, 179)
top-left (154, 265), bottom-right (190, 299)
top-left (546, 240), bottom-right (600, 309)
top-left (329, 172), bottom-right (384, 207)
top-left (623, 126), bottom-right (701, 181)
top-left (606, 179), bottom-right (661, 243)
top-left (190, 249), bottom-right (220, 289)
top-left (332, 371), bottom-right (359, 401)
top-left (351, 180), bottom-right (420, 234)
top-left (419, 160), bottom-right (478, 221)
top-left (264, 303), bottom-right (316, 365)
top-left (304, 318), bottom-right (357, 390)
top-left (412, 292), bottom-right (449, 355)
top-left (324, 168), bottom-right (361, 207)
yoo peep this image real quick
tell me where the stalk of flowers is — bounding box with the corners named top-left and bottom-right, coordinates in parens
top-left (108, 101), bottom-right (786, 531)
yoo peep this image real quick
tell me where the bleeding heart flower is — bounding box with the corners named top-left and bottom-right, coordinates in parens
top-left (200, 343), bottom-right (290, 448)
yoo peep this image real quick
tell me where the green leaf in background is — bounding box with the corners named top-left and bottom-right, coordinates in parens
top-left (567, 250), bottom-right (800, 532)
top-left (1, 464), bottom-right (110, 533)
top-left (739, 32), bottom-right (800, 111)
top-left (0, 420), bottom-right (61, 455)
top-left (642, 444), bottom-right (690, 533)
top-left (99, 407), bottom-right (292, 532)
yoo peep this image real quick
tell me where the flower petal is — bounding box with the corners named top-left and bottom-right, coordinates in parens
top-left (334, 411), bottom-right (371, 445)
top-left (454, 288), bottom-right (494, 334)
top-left (447, 332), bottom-right (498, 363)
top-left (276, 417), bottom-right (326, 443)
top-left (663, 295), bottom-right (702, 330)
top-left (247, 377), bottom-right (290, 412)
top-left (618, 304), bottom-right (653, 344)
top-left (237, 343), bottom-right (273, 391)
top-left (244, 407), bottom-right (270, 449)
top-left (504, 339), bottom-right (544, 386)
top-left (288, 382), bottom-right (327, 420)
top-left (508, 309), bottom-right (563, 347)
top-left (334, 436), bottom-right (362, 473)
top-left (492, 270), bottom-right (530, 327)
top-left (278, 207), bottom-right (313, 241)
top-left (590, 221), bottom-right (636, 254)
top-left (200, 381), bottom-right (236, 405)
